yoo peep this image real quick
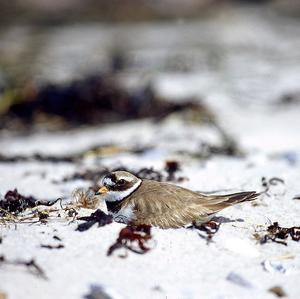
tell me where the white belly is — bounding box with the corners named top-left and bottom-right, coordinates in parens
top-left (108, 203), bottom-right (135, 224)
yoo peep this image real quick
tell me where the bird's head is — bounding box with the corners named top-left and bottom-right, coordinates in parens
top-left (96, 171), bottom-right (142, 202)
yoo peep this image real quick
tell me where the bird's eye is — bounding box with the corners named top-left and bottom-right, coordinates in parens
top-left (118, 179), bottom-right (126, 185)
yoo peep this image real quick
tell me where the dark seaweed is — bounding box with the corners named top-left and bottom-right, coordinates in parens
top-left (261, 177), bottom-right (285, 195)
top-left (134, 167), bottom-right (164, 181)
top-left (53, 235), bottom-right (62, 241)
top-left (2, 75), bottom-right (206, 129)
top-left (190, 221), bottom-right (221, 244)
top-left (107, 225), bottom-right (153, 257)
top-left (0, 255), bottom-right (47, 279)
top-left (84, 285), bottom-right (113, 299)
top-left (76, 210), bottom-right (113, 232)
top-left (260, 222), bottom-right (300, 245)
top-left (164, 160), bottom-right (183, 181)
top-left (200, 140), bottom-right (241, 158)
top-left (40, 244), bottom-right (64, 249)
top-left (0, 145), bottom-right (152, 164)
top-left (38, 210), bottom-right (49, 223)
top-left (0, 189), bottom-right (37, 214)
top-left (0, 189), bottom-right (60, 215)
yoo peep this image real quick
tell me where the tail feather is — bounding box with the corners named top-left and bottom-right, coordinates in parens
top-left (225, 191), bottom-right (258, 204)
top-left (202, 191), bottom-right (259, 214)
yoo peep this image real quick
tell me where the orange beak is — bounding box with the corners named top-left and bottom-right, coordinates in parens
top-left (95, 186), bottom-right (109, 195)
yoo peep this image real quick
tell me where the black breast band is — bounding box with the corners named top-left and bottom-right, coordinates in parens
top-left (106, 180), bottom-right (143, 213)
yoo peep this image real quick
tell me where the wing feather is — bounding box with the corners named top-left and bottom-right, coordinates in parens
top-left (130, 180), bottom-right (213, 228)
top-left (127, 180), bottom-right (258, 228)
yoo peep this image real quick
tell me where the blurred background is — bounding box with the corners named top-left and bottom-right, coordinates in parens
top-left (1, 0), bottom-right (300, 132)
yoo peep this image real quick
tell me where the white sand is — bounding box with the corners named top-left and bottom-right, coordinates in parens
top-left (1, 109), bottom-right (300, 299)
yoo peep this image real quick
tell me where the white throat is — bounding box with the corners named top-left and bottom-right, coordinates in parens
top-left (104, 179), bottom-right (142, 202)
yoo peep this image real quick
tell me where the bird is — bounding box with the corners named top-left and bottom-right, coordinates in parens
top-left (96, 171), bottom-right (259, 229)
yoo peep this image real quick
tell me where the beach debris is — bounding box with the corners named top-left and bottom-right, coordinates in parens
top-left (123, 165), bottom-right (185, 182)
top-left (261, 177), bottom-right (285, 196)
top-left (40, 244), bottom-right (64, 250)
top-left (152, 285), bottom-right (163, 292)
top-left (83, 145), bottom-right (127, 158)
top-left (200, 139), bottom-right (241, 158)
top-left (278, 91), bottom-right (300, 106)
top-left (268, 286), bottom-right (287, 297)
top-left (72, 188), bottom-right (101, 209)
top-left (0, 189), bottom-right (37, 214)
top-left (38, 210), bottom-right (49, 223)
top-left (268, 254), bottom-right (295, 261)
top-left (83, 144), bottom-right (151, 158)
top-left (67, 208), bottom-right (78, 219)
top-left (76, 210), bottom-right (113, 232)
top-left (134, 165), bottom-right (186, 182)
top-left (165, 160), bottom-right (180, 181)
top-left (259, 222), bottom-right (300, 245)
top-left (0, 153), bottom-right (77, 163)
top-left (1, 74), bottom-right (208, 130)
top-left (262, 260), bottom-right (287, 274)
top-left (107, 225), bottom-right (153, 257)
top-left (191, 221), bottom-right (220, 244)
top-left (84, 284), bottom-right (123, 299)
top-left (293, 194), bottom-right (300, 200)
top-left (226, 272), bottom-right (253, 288)
top-left (0, 255), bottom-right (47, 279)
top-left (134, 167), bottom-right (163, 182)
top-left (0, 145), bottom-right (152, 164)
top-left (84, 285), bottom-right (112, 299)
top-left (164, 160), bottom-right (185, 182)
top-left (0, 189), bottom-right (60, 216)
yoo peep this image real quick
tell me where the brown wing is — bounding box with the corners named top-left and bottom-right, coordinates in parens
top-left (128, 180), bottom-right (213, 228)
top-left (128, 180), bottom-right (258, 229)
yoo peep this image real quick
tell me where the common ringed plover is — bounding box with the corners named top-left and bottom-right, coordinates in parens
top-left (96, 171), bottom-right (259, 229)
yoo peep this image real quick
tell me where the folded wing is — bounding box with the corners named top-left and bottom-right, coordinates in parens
top-left (130, 180), bottom-right (259, 228)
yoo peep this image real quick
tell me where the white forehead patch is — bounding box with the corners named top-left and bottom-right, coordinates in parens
top-left (103, 177), bottom-right (114, 187)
